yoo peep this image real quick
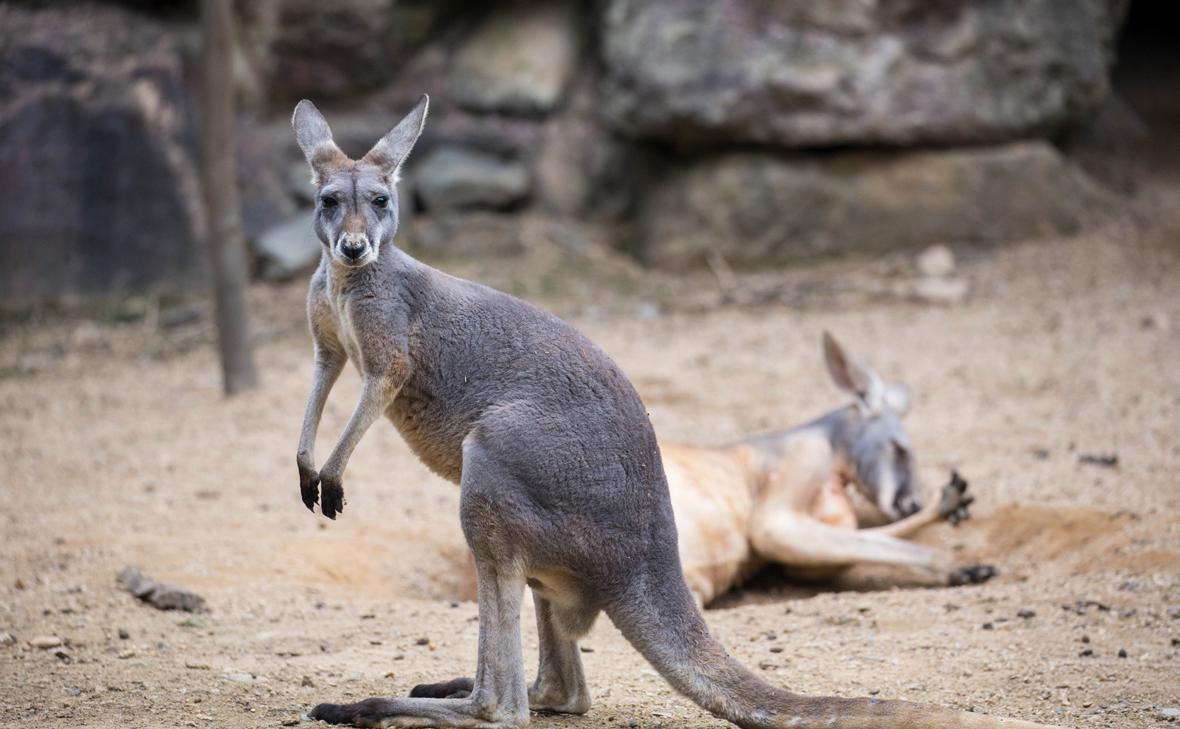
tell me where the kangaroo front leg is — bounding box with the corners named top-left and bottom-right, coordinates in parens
top-left (868, 471), bottom-right (974, 538)
top-left (296, 347), bottom-right (345, 512)
top-left (317, 377), bottom-right (398, 519)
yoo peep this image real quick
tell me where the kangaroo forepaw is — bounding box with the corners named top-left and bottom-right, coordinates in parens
top-left (320, 474), bottom-right (345, 520)
top-left (937, 470), bottom-right (974, 526)
top-left (949, 563), bottom-right (997, 586)
top-left (298, 461), bottom-right (320, 512)
top-left (409, 676), bottom-right (474, 699)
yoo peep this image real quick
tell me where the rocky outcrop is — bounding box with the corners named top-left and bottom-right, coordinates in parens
top-left (600, 0), bottom-right (1129, 147)
top-left (0, 3), bottom-right (206, 306)
top-left (637, 142), bottom-right (1112, 270)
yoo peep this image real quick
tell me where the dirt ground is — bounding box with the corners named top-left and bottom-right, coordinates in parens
top-left (2, 187), bottom-right (1179, 728)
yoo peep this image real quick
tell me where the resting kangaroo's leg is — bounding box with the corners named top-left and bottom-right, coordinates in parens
top-left (752, 508), bottom-right (946, 574)
top-left (528, 594), bottom-right (594, 714)
top-left (867, 473), bottom-right (974, 538)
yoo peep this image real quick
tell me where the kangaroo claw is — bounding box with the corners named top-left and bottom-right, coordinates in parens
top-left (320, 475), bottom-right (344, 520)
top-left (938, 470), bottom-right (974, 526)
top-left (298, 462), bottom-right (320, 512)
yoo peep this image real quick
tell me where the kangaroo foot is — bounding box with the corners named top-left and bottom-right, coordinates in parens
top-left (949, 564), bottom-right (997, 586)
top-left (408, 676), bottom-right (474, 699)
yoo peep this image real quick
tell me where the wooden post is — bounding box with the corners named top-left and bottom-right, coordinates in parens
top-left (199, 0), bottom-right (258, 394)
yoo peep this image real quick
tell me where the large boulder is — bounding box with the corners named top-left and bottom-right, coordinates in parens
top-left (600, 0), bottom-right (1129, 147)
top-left (637, 142), bottom-right (1113, 270)
top-left (447, 1), bottom-right (579, 116)
top-left (413, 147), bottom-right (531, 211)
top-left (0, 3), bottom-right (206, 306)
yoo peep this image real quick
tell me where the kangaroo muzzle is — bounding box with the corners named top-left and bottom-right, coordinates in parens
top-left (336, 233), bottom-right (370, 263)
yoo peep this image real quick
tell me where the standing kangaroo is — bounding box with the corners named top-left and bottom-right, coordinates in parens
top-left (292, 96), bottom-right (1057, 729)
top-left (669, 332), bottom-right (991, 606)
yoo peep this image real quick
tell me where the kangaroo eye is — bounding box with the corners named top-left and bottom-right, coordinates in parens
top-left (320, 196), bottom-right (338, 209)
top-left (373, 196), bottom-right (389, 208)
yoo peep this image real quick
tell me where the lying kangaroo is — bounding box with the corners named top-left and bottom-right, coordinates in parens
top-left (292, 96), bottom-right (1056, 728)
top-left (669, 332), bottom-right (991, 606)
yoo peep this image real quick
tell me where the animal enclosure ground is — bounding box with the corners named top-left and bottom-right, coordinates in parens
top-left (1, 199), bottom-right (1179, 728)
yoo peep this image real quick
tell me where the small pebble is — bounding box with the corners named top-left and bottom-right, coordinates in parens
top-left (117, 629), bottom-right (130, 640)
top-left (1117, 648), bottom-right (1127, 658)
top-left (30, 635), bottom-right (63, 649)
top-left (1016, 609), bottom-right (1036, 619)
top-left (1079, 648), bottom-right (1093, 657)
top-left (982, 622), bottom-right (994, 631)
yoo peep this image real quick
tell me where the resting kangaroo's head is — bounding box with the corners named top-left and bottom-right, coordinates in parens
top-left (822, 331), bottom-right (919, 520)
top-left (292, 96), bottom-right (429, 268)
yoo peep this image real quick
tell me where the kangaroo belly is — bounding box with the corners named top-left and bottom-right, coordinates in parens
top-left (662, 443), bottom-right (756, 604)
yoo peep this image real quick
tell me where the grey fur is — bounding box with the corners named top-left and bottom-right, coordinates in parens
top-left (292, 100), bottom-right (1057, 729)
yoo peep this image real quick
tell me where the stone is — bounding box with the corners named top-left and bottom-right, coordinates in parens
top-left (916, 245), bottom-right (957, 278)
top-left (637, 141), bottom-right (1112, 270)
top-left (448, 1), bottom-right (578, 116)
top-left (599, 0), bottom-right (1128, 147)
top-left (29, 635), bottom-right (63, 650)
top-left (117, 566), bottom-right (207, 613)
top-left (0, 3), bottom-right (206, 306)
top-left (252, 212), bottom-right (322, 282)
top-left (413, 147), bottom-right (530, 211)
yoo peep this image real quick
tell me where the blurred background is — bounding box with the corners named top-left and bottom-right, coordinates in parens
top-left (0, 0), bottom-right (1174, 306)
top-left (2, 2), bottom-right (1179, 727)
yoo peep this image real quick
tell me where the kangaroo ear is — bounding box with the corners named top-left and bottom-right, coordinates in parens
top-left (884, 383), bottom-right (911, 416)
top-left (362, 94), bottom-right (429, 184)
top-left (292, 100), bottom-right (347, 186)
top-left (822, 331), bottom-right (885, 414)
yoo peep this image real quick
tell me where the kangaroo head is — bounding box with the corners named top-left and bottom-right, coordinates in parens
top-left (291, 96), bottom-right (429, 268)
top-left (822, 331), bottom-right (919, 520)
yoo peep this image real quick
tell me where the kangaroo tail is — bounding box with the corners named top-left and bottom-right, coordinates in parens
top-left (606, 566), bottom-right (1059, 729)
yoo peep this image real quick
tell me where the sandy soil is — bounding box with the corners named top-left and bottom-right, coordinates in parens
top-left (1, 193), bottom-right (1178, 728)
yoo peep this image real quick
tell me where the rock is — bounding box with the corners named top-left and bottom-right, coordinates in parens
top-left (117, 629), bottom-right (130, 640)
top-left (0, 632), bottom-right (16, 646)
top-left (448, 1), bottom-right (578, 116)
top-left (0, 3), bottom-right (206, 306)
top-left (600, 0), bottom-right (1128, 147)
top-left (29, 635), bottom-right (63, 650)
top-left (245, 0), bottom-right (396, 101)
top-left (1161, 707), bottom-right (1180, 719)
top-left (637, 142), bottom-right (1112, 270)
top-left (252, 212), bottom-right (323, 281)
top-left (907, 276), bottom-right (969, 306)
top-left (413, 147), bottom-right (530, 211)
top-left (409, 213), bottom-right (524, 259)
top-left (117, 566), bottom-right (207, 613)
top-left (916, 245), bottom-right (956, 278)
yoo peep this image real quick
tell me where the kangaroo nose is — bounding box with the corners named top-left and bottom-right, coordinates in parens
top-left (339, 238), bottom-right (367, 260)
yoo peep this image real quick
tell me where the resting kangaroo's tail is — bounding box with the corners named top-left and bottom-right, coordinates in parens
top-left (607, 565), bottom-right (1059, 729)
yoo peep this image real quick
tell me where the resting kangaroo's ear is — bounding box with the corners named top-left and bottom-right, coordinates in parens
top-left (362, 94), bottom-right (429, 185)
top-left (292, 100), bottom-right (347, 186)
top-left (822, 331), bottom-right (885, 414)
